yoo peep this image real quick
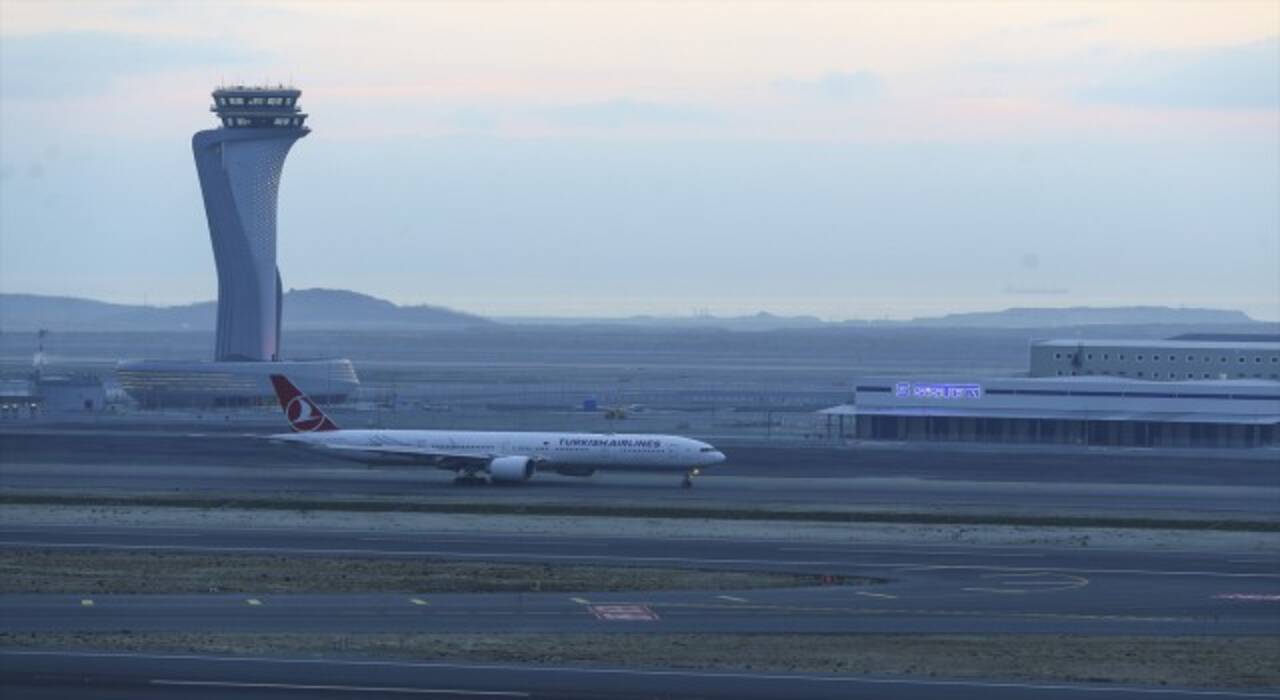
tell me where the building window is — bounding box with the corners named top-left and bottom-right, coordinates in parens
top-left (1137, 355), bottom-right (1144, 361)
top-left (1137, 371), bottom-right (1144, 377)
top-left (1103, 354), bottom-right (1110, 361)
top-left (1119, 355), bottom-right (1126, 361)
top-left (1186, 355), bottom-right (1193, 362)
top-left (1087, 353), bottom-right (1094, 360)
top-left (1239, 357), bottom-right (1246, 363)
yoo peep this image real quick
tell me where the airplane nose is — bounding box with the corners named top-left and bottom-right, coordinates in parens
top-left (709, 449), bottom-right (726, 465)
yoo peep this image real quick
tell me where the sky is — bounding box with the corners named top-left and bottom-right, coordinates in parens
top-left (0, 0), bottom-right (1277, 320)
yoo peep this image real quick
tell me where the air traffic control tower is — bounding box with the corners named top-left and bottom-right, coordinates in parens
top-left (116, 86), bottom-right (358, 408)
top-left (194, 86), bottom-right (309, 362)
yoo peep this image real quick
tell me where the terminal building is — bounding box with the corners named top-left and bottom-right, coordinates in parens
top-left (117, 357), bottom-right (357, 409)
top-left (118, 85), bottom-right (359, 408)
top-left (1030, 338), bottom-right (1280, 381)
top-left (822, 337), bottom-right (1280, 449)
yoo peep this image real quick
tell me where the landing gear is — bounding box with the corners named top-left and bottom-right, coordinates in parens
top-left (453, 470), bottom-right (490, 486)
top-left (682, 468), bottom-right (701, 489)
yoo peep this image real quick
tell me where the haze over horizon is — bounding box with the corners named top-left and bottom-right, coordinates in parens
top-left (1, 1), bottom-right (1277, 321)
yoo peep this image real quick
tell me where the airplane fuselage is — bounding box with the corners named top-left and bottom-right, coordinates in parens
top-left (272, 429), bottom-right (724, 474)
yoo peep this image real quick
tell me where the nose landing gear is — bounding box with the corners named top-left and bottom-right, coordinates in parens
top-left (682, 468), bottom-right (701, 489)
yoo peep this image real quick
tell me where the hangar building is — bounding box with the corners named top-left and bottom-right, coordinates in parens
top-left (823, 337), bottom-right (1280, 449)
top-left (1030, 339), bottom-right (1280, 381)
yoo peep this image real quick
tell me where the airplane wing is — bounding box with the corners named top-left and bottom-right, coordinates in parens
top-left (319, 443), bottom-right (537, 470)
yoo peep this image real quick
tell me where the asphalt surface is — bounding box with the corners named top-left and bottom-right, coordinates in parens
top-left (2, 524), bottom-right (1278, 636)
top-left (6, 649), bottom-right (1279, 700)
top-left (3, 427), bottom-right (1278, 697)
top-left (2, 430), bottom-right (1279, 520)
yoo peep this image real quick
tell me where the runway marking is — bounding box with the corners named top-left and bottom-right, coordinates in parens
top-left (962, 571), bottom-right (1090, 595)
top-left (79, 599), bottom-right (93, 607)
top-left (360, 536), bottom-right (606, 548)
top-left (570, 597), bottom-right (590, 605)
top-left (2, 540), bottom-right (1276, 579)
top-left (151, 680), bottom-right (527, 696)
top-left (1214, 593), bottom-right (1280, 602)
top-left (589, 604), bottom-right (659, 621)
top-left (410, 598), bottom-right (430, 606)
top-left (780, 546), bottom-right (1044, 558)
top-left (716, 595), bottom-right (748, 603)
top-left (245, 598), bottom-right (262, 606)
top-left (648, 601), bottom-right (1186, 623)
top-left (855, 591), bottom-right (898, 599)
top-left (7, 650), bottom-right (1272, 698)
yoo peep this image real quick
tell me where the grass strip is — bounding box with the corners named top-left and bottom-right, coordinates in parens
top-left (2, 492), bottom-right (1276, 532)
top-left (0, 549), bottom-right (846, 594)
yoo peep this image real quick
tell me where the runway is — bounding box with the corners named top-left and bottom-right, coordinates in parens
top-left (3, 428), bottom-right (1278, 696)
top-left (3, 430), bottom-right (1279, 520)
top-left (6, 649), bottom-right (1278, 700)
top-left (2, 524), bottom-right (1277, 636)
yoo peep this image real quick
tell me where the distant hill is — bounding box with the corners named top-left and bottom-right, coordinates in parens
top-left (1, 294), bottom-right (1264, 333)
top-left (501, 306), bottom-right (1261, 330)
top-left (0, 289), bottom-right (492, 331)
top-left (498, 311), bottom-right (827, 331)
top-left (905, 306), bottom-right (1256, 328)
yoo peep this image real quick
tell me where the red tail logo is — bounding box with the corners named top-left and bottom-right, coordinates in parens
top-left (269, 374), bottom-right (339, 432)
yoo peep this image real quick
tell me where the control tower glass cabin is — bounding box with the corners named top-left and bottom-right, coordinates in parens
top-left (193, 86), bottom-right (309, 362)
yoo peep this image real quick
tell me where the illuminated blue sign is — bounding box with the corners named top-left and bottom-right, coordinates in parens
top-left (895, 382), bottom-right (983, 400)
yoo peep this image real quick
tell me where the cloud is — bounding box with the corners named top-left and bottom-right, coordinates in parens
top-left (541, 99), bottom-right (719, 128)
top-left (773, 70), bottom-right (885, 101)
top-left (1081, 37), bottom-right (1279, 110)
top-left (0, 31), bottom-right (262, 100)
top-left (1041, 17), bottom-right (1102, 32)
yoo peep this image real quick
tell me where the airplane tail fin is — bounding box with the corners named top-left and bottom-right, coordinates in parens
top-left (269, 374), bottom-right (340, 432)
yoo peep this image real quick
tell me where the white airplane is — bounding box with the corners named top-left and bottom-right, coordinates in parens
top-left (268, 374), bottom-right (726, 487)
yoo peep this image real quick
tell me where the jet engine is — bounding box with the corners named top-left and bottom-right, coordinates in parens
top-left (488, 456), bottom-right (535, 482)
